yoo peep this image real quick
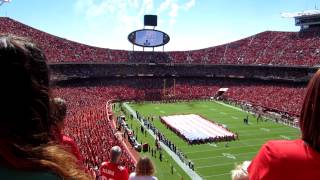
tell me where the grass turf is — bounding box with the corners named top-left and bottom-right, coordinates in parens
top-left (121, 101), bottom-right (300, 180)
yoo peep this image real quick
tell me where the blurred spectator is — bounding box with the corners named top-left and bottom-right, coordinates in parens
top-left (231, 161), bottom-right (250, 180)
top-left (50, 97), bottom-right (84, 163)
top-left (129, 157), bottom-right (158, 180)
top-left (99, 146), bottom-right (129, 180)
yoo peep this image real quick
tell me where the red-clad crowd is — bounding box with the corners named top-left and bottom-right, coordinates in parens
top-left (224, 84), bottom-right (305, 116)
top-left (1, 17), bottom-right (320, 65)
top-left (54, 76), bottom-right (305, 119)
top-left (53, 88), bottom-right (135, 172)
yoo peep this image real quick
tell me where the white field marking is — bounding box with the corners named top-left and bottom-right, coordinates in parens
top-left (180, 134), bottom-right (296, 150)
top-left (239, 130), bottom-right (297, 136)
top-left (237, 127), bottom-right (297, 134)
top-left (260, 128), bottom-right (270, 132)
top-left (222, 153), bottom-right (236, 159)
top-left (280, 135), bottom-right (291, 140)
top-left (209, 108), bottom-right (216, 111)
top-left (202, 172), bottom-right (231, 178)
top-left (214, 101), bottom-right (243, 112)
top-left (192, 151), bottom-right (257, 161)
top-left (185, 144), bottom-right (262, 154)
top-left (181, 136), bottom-right (275, 150)
top-left (208, 143), bottom-right (217, 147)
top-left (231, 116), bottom-right (239, 119)
top-left (160, 110), bottom-right (165, 114)
top-left (196, 162), bottom-right (236, 169)
top-left (154, 106), bottom-right (159, 109)
top-left (219, 112), bottom-right (227, 115)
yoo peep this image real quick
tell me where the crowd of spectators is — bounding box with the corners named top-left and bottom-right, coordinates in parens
top-left (2, 17), bottom-right (320, 65)
top-left (55, 77), bottom-right (305, 117)
top-left (53, 88), bottom-right (135, 172)
top-left (223, 84), bottom-right (305, 116)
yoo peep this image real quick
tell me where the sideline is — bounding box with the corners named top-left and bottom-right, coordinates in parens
top-left (106, 102), bottom-right (138, 164)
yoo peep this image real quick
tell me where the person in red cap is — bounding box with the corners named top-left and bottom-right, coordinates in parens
top-left (99, 146), bottom-right (129, 180)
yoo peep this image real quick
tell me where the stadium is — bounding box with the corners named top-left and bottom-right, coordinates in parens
top-left (1, 1), bottom-right (320, 180)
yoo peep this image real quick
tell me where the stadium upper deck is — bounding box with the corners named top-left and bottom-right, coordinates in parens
top-left (1, 17), bottom-right (320, 66)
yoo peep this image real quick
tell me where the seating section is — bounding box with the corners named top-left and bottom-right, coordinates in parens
top-left (223, 84), bottom-right (305, 116)
top-left (53, 88), bottom-right (135, 171)
top-left (1, 17), bottom-right (320, 65)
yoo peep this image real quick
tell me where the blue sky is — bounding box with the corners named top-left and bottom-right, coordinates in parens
top-left (0, 0), bottom-right (319, 51)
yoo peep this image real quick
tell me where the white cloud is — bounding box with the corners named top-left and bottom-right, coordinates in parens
top-left (169, 3), bottom-right (179, 17)
top-left (184, 0), bottom-right (196, 10)
top-left (156, 0), bottom-right (196, 27)
top-left (73, 0), bottom-right (197, 50)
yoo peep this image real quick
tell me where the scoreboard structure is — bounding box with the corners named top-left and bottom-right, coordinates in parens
top-left (128, 15), bottom-right (170, 51)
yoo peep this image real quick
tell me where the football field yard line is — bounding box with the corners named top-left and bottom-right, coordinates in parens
top-left (192, 151), bottom-right (257, 161)
top-left (179, 136), bottom-right (289, 150)
top-left (196, 162), bottom-right (236, 169)
top-left (184, 135), bottom-right (297, 154)
top-left (185, 144), bottom-right (262, 154)
top-left (202, 172), bottom-right (231, 178)
top-left (239, 130), bottom-right (298, 136)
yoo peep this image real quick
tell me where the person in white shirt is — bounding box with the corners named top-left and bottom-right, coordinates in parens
top-left (129, 157), bottom-right (158, 180)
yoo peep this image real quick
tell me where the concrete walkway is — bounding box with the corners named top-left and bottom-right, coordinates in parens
top-left (123, 102), bottom-right (203, 180)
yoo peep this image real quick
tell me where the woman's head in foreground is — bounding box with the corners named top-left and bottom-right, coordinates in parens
top-left (300, 69), bottom-right (320, 152)
top-left (0, 34), bottom-right (51, 145)
top-left (0, 34), bottom-right (91, 179)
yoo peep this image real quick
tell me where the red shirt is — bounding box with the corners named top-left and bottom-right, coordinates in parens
top-left (248, 139), bottom-right (320, 180)
top-left (99, 162), bottom-right (129, 180)
top-left (61, 135), bottom-right (83, 163)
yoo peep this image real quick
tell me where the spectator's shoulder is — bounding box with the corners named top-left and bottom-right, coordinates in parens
top-left (264, 139), bottom-right (301, 150)
top-left (263, 139), bottom-right (303, 160)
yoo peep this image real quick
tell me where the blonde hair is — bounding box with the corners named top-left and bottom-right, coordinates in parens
top-left (135, 157), bottom-right (155, 176)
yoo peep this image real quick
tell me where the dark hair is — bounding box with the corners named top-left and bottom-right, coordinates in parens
top-left (0, 34), bottom-right (91, 179)
top-left (300, 69), bottom-right (320, 152)
top-left (50, 97), bottom-right (67, 125)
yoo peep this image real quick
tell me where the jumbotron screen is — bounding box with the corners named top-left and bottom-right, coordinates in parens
top-left (135, 30), bottom-right (163, 47)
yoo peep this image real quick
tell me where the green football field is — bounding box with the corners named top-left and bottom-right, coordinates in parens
top-left (117, 101), bottom-right (300, 180)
